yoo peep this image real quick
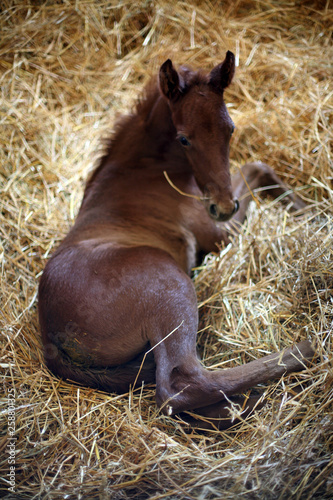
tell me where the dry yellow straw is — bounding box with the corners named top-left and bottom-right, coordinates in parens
top-left (163, 171), bottom-right (202, 201)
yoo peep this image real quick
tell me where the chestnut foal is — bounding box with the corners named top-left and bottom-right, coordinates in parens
top-left (39, 51), bottom-right (314, 428)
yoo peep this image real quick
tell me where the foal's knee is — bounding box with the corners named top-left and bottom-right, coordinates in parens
top-left (242, 161), bottom-right (276, 184)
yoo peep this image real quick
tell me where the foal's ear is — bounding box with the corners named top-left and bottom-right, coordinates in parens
top-left (209, 51), bottom-right (235, 93)
top-left (159, 59), bottom-right (182, 101)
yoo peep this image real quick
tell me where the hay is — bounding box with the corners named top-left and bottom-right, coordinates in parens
top-left (1, 0), bottom-right (332, 498)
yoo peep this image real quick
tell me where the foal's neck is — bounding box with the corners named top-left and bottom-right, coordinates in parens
top-left (113, 83), bottom-right (182, 165)
top-left (85, 81), bottom-right (189, 199)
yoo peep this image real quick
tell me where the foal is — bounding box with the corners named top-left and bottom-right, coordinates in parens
top-left (39, 51), bottom-right (314, 428)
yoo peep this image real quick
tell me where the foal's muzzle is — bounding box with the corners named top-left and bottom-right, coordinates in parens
top-left (209, 199), bottom-right (239, 222)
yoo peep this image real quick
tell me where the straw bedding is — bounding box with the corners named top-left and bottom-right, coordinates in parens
top-left (1, 0), bottom-right (332, 498)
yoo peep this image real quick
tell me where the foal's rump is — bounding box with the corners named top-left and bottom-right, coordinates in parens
top-left (38, 242), bottom-right (195, 391)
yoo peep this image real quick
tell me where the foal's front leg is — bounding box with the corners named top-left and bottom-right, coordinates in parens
top-left (192, 162), bottom-right (305, 255)
top-left (231, 162), bottom-right (306, 226)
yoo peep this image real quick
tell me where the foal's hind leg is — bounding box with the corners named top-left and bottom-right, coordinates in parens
top-left (179, 394), bottom-right (265, 430)
top-left (151, 266), bottom-right (314, 418)
top-left (231, 162), bottom-right (306, 225)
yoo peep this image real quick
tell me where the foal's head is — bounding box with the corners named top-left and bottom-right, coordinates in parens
top-left (159, 51), bottom-right (238, 222)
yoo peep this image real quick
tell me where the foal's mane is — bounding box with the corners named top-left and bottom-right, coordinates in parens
top-left (84, 66), bottom-right (209, 195)
top-left (84, 77), bottom-right (160, 193)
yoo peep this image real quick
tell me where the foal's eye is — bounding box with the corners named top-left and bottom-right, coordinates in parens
top-left (178, 135), bottom-right (191, 147)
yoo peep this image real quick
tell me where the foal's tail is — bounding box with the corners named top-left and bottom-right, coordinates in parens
top-left (44, 347), bottom-right (156, 394)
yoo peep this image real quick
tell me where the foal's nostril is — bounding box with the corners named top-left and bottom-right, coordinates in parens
top-left (209, 201), bottom-right (238, 221)
top-left (209, 204), bottom-right (218, 219)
